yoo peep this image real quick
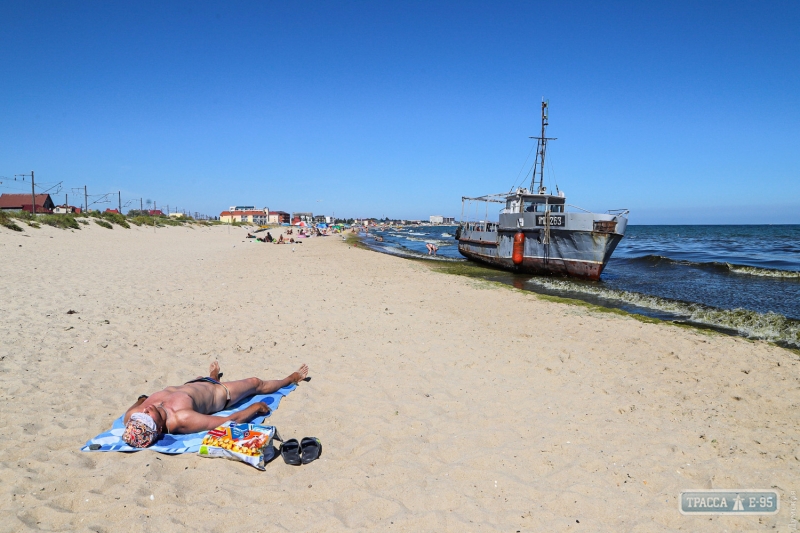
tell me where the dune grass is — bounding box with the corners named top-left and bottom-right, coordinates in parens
top-left (39, 214), bottom-right (81, 230)
top-left (101, 212), bottom-right (130, 228)
top-left (0, 211), bottom-right (23, 231)
top-left (0, 209), bottom-right (210, 232)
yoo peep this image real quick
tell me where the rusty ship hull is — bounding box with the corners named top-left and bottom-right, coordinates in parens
top-left (457, 226), bottom-right (624, 281)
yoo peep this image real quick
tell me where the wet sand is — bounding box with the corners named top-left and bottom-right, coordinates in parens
top-left (1, 223), bottom-right (798, 532)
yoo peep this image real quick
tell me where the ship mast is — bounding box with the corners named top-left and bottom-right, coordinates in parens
top-left (530, 99), bottom-right (556, 193)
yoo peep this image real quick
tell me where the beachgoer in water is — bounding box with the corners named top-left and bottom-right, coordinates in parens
top-left (426, 243), bottom-right (438, 256)
top-left (122, 362), bottom-right (308, 448)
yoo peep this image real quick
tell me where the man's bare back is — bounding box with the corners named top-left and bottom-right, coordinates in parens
top-left (121, 362), bottom-right (308, 447)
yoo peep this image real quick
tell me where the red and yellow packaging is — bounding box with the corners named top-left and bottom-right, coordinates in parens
top-left (198, 422), bottom-right (281, 470)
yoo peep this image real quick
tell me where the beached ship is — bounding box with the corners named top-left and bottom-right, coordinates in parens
top-left (456, 101), bottom-right (629, 280)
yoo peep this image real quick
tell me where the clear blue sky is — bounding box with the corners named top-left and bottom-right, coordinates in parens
top-left (1, 1), bottom-right (798, 223)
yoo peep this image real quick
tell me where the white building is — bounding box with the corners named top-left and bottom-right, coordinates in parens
top-left (429, 215), bottom-right (444, 224)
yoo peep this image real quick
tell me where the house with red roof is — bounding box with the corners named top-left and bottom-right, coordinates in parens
top-left (0, 193), bottom-right (55, 213)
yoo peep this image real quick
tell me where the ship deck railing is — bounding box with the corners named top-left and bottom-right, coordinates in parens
top-left (462, 221), bottom-right (498, 232)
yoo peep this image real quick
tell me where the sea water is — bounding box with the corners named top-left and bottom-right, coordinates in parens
top-left (365, 224), bottom-right (800, 348)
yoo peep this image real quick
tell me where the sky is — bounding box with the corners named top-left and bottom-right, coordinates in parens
top-left (1, 1), bottom-right (798, 223)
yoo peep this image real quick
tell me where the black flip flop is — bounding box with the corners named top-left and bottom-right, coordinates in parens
top-left (280, 439), bottom-right (301, 465)
top-left (300, 437), bottom-right (322, 464)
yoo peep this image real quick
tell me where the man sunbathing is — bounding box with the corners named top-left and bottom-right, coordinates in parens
top-left (122, 362), bottom-right (308, 448)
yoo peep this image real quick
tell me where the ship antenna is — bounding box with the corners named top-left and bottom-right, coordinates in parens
top-left (529, 99), bottom-right (556, 193)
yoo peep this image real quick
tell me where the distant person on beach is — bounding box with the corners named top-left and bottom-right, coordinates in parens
top-left (426, 242), bottom-right (438, 256)
top-left (277, 234), bottom-right (285, 244)
top-left (266, 232), bottom-right (273, 242)
top-left (122, 362), bottom-right (309, 448)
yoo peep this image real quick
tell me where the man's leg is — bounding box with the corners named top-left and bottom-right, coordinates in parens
top-left (222, 364), bottom-right (309, 406)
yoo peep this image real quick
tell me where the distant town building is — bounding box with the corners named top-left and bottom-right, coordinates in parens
top-left (149, 210), bottom-right (163, 216)
top-left (291, 212), bottom-right (313, 225)
top-left (220, 209), bottom-right (269, 225)
top-left (268, 211), bottom-right (290, 224)
top-left (442, 217), bottom-right (455, 224)
top-left (220, 205), bottom-right (275, 224)
top-left (429, 215), bottom-right (444, 224)
top-left (313, 215), bottom-right (327, 224)
top-left (0, 193), bottom-right (55, 212)
top-left (105, 209), bottom-right (120, 214)
top-left (53, 205), bottom-right (80, 214)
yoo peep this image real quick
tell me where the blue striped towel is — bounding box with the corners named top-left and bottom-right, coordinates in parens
top-left (81, 384), bottom-right (295, 454)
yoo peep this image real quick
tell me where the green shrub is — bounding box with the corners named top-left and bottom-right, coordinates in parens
top-left (94, 219), bottom-right (113, 229)
top-left (78, 218), bottom-right (89, 225)
top-left (100, 211), bottom-right (130, 228)
top-left (157, 217), bottom-right (185, 226)
top-left (130, 215), bottom-right (160, 227)
top-left (0, 211), bottom-right (23, 231)
top-left (39, 214), bottom-right (81, 230)
top-left (12, 210), bottom-right (35, 221)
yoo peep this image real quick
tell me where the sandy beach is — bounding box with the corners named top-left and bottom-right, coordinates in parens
top-left (1, 223), bottom-right (798, 532)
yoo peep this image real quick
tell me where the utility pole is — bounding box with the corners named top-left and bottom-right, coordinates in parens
top-left (84, 186), bottom-right (88, 213)
top-left (118, 191), bottom-right (121, 213)
top-left (31, 171), bottom-right (35, 215)
top-left (65, 193), bottom-right (68, 208)
top-left (140, 198), bottom-right (143, 213)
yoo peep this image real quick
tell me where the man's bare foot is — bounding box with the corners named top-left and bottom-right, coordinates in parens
top-left (291, 364), bottom-right (309, 383)
top-left (209, 361), bottom-right (221, 381)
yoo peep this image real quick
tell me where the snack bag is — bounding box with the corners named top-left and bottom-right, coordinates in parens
top-left (198, 421), bottom-right (281, 470)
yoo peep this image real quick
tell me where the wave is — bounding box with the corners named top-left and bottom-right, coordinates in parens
top-left (525, 278), bottom-right (800, 348)
top-left (726, 264), bottom-right (800, 279)
top-left (622, 255), bottom-right (800, 279)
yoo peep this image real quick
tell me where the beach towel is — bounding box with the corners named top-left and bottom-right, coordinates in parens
top-left (81, 384), bottom-right (295, 454)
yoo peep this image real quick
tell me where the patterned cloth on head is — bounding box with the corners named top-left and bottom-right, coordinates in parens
top-left (122, 413), bottom-right (158, 448)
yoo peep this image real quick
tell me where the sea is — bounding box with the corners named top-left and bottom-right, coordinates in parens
top-left (362, 224), bottom-right (800, 349)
